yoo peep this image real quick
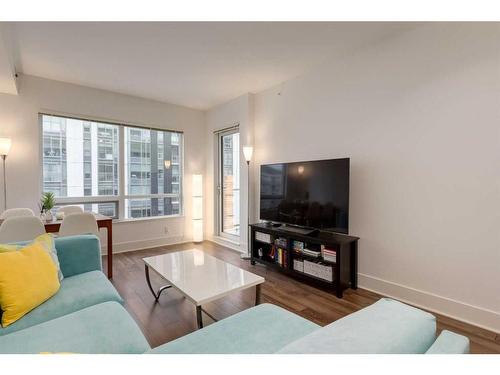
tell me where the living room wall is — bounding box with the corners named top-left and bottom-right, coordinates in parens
top-left (251, 23), bottom-right (499, 331)
top-left (0, 75), bottom-right (206, 252)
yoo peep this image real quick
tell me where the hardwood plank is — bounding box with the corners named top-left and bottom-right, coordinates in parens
top-left (108, 240), bottom-right (500, 354)
top-left (437, 320), bottom-right (498, 354)
top-left (434, 313), bottom-right (497, 342)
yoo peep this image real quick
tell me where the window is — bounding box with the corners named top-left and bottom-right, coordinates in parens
top-left (41, 114), bottom-right (183, 220)
top-left (124, 126), bottom-right (182, 219)
top-left (42, 115), bottom-right (119, 200)
top-left (215, 127), bottom-right (240, 240)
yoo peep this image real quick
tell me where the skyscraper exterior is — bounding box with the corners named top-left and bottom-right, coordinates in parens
top-left (42, 114), bottom-right (181, 219)
top-left (124, 127), bottom-right (181, 218)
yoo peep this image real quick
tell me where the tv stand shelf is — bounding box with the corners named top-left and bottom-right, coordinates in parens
top-left (249, 223), bottom-right (359, 298)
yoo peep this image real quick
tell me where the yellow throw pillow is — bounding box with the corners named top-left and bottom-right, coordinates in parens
top-left (0, 234), bottom-right (63, 281)
top-left (0, 244), bottom-right (18, 253)
top-left (32, 234), bottom-right (64, 281)
top-left (0, 243), bottom-right (60, 327)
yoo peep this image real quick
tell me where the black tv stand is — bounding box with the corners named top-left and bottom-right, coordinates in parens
top-left (250, 223), bottom-right (359, 298)
top-left (262, 221), bottom-right (282, 228)
top-left (278, 224), bottom-right (318, 236)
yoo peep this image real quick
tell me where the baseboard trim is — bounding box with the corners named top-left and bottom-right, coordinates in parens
top-left (358, 273), bottom-right (500, 334)
top-left (101, 235), bottom-right (191, 254)
top-left (209, 236), bottom-right (244, 253)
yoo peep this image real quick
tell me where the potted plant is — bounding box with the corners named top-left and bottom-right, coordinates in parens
top-left (39, 192), bottom-right (56, 222)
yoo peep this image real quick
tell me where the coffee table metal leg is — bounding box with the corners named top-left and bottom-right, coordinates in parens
top-left (255, 284), bottom-right (261, 305)
top-left (145, 265), bottom-right (171, 301)
top-left (196, 306), bottom-right (203, 329)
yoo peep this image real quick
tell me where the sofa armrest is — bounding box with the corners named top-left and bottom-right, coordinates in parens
top-left (425, 330), bottom-right (470, 354)
top-left (55, 235), bottom-right (102, 278)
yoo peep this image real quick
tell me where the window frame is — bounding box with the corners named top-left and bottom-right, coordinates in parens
top-left (39, 112), bottom-right (184, 221)
top-left (214, 125), bottom-right (240, 242)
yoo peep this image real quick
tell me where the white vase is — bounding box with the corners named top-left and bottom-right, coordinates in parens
top-left (44, 210), bottom-right (53, 222)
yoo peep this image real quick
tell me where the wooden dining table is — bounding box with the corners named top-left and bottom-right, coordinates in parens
top-left (0, 213), bottom-right (114, 279)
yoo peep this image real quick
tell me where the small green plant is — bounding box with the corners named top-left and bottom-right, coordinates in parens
top-left (40, 192), bottom-right (56, 213)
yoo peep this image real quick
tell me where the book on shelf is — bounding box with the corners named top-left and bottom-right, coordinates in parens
top-left (271, 245), bottom-right (287, 268)
top-left (302, 248), bottom-right (321, 257)
top-left (321, 245), bottom-right (337, 251)
top-left (275, 237), bottom-right (288, 248)
top-left (322, 248), bottom-right (336, 253)
top-left (321, 245), bottom-right (337, 263)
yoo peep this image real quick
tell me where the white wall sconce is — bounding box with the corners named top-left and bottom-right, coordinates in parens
top-left (243, 146), bottom-right (253, 165)
top-left (192, 174), bottom-right (203, 243)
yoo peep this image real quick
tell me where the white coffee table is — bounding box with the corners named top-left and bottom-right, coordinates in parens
top-left (143, 249), bottom-right (265, 328)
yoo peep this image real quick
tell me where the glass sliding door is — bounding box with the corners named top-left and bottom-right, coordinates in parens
top-left (217, 128), bottom-right (240, 240)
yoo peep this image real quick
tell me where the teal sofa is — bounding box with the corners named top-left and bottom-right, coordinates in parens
top-left (0, 235), bottom-right (150, 354)
top-left (0, 235), bottom-right (470, 354)
top-left (148, 300), bottom-right (470, 354)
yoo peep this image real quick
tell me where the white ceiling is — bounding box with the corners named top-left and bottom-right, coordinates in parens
top-left (4, 22), bottom-right (417, 110)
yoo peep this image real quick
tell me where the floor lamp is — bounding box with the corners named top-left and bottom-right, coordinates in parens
top-left (0, 138), bottom-right (11, 212)
top-left (192, 174), bottom-right (203, 243)
top-left (241, 146), bottom-right (253, 259)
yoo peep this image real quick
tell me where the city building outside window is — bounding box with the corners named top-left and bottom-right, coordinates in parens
top-left (41, 114), bottom-right (183, 220)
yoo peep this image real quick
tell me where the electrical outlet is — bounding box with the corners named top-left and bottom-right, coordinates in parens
top-left (164, 226), bottom-right (168, 234)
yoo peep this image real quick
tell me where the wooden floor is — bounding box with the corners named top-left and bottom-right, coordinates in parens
top-left (103, 241), bottom-right (500, 354)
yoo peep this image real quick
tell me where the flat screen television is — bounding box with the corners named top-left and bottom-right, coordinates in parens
top-left (260, 158), bottom-right (349, 234)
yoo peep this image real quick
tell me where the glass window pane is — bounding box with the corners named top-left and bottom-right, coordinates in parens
top-left (125, 197), bottom-right (180, 219)
top-left (42, 115), bottom-right (119, 198)
top-left (125, 127), bottom-right (151, 195)
top-left (124, 127), bottom-right (182, 196)
top-left (124, 126), bottom-right (182, 219)
top-left (54, 202), bottom-right (118, 219)
top-left (221, 132), bottom-right (240, 236)
top-left (41, 114), bottom-right (183, 220)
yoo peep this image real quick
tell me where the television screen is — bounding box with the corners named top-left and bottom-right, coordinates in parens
top-left (260, 158), bottom-right (349, 234)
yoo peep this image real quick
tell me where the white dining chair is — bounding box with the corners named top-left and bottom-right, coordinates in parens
top-left (0, 216), bottom-right (46, 243)
top-left (58, 212), bottom-right (99, 237)
top-left (0, 208), bottom-right (35, 220)
top-left (58, 205), bottom-right (84, 217)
